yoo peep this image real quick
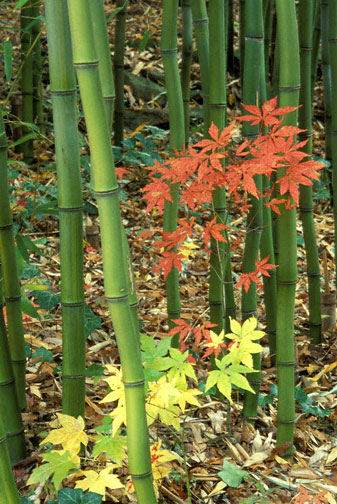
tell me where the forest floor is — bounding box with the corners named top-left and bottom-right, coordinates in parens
top-left (1, 1), bottom-right (337, 503)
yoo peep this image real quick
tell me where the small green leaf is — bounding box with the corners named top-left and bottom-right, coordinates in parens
top-left (217, 459), bottom-right (249, 488)
top-left (4, 40), bottom-right (12, 81)
top-left (92, 433), bottom-right (126, 464)
top-left (14, 0), bottom-right (30, 9)
top-left (21, 293), bottom-right (40, 320)
top-left (85, 304), bottom-right (102, 338)
top-left (138, 29), bottom-right (151, 53)
top-left (57, 487), bottom-right (103, 504)
top-left (27, 450), bottom-right (77, 491)
top-left (32, 347), bottom-right (53, 363)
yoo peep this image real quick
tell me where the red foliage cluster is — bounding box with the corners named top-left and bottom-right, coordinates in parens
top-left (140, 97), bottom-right (323, 289)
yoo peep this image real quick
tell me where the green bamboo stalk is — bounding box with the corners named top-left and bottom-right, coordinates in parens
top-left (0, 413), bottom-right (21, 504)
top-left (89, 0), bottom-right (115, 133)
top-left (45, 0), bottom-right (86, 419)
top-left (208, 0), bottom-right (227, 334)
top-left (89, 0), bottom-right (139, 334)
top-left (191, 0), bottom-right (210, 133)
top-left (32, 0), bottom-right (43, 132)
top-left (161, 0), bottom-right (185, 334)
top-left (275, 0), bottom-right (300, 454)
top-left (0, 262), bottom-right (26, 463)
top-left (311, 0), bottom-right (321, 98)
top-left (66, 2), bottom-right (157, 500)
top-left (260, 175), bottom-right (277, 366)
top-left (263, 0), bottom-right (272, 89)
top-left (113, 0), bottom-right (127, 146)
top-left (181, 0), bottom-right (193, 144)
top-left (239, 0), bottom-right (245, 87)
top-left (20, 0), bottom-right (34, 163)
top-left (298, 0), bottom-right (321, 345)
top-left (328, 0), bottom-right (337, 295)
top-left (0, 112), bottom-right (26, 411)
top-left (227, 0), bottom-right (235, 75)
top-left (241, 0), bottom-right (265, 423)
top-left (320, 0), bottom-right (332, 166)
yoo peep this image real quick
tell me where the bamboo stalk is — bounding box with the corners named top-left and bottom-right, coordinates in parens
top-left (32, 0), bottom-right (42, 132)
top-left (298, 0), bottom-right (321, 345)
top-left (114, 0), bottom-right (127, 146)
top-left (0, 412), bottom-right (21, 504)
top-left (0, 262), bottom-right (26, 463)
top-left (0, 110), bottom-right (26, 411)
top-left (66, 2), bottom-right (157, 500)
top-left (275, 0), bottom-right (300, 454)
top-left (181, 0), bottom-right (193, 145)
top-left (45, 0), bottom-right (86, 418)
top-left (161, 0), bottom-right (185, 333)
top-left (89, 0), bottom-right (115, 133)
top-left (241, 0), bottom-right (265, 423)
top-left (320, 0), bottom-right (332, 167)
top-left (208, 0), bottom-right (227, 334)
top-left (191, 0), bottom-right (210, 133)
top-left (20, 0), bottom-right (34, 163)
top-left (89, 0), bottom-right (139, 335)
top-left (329, 0), bottom-right (337, 296)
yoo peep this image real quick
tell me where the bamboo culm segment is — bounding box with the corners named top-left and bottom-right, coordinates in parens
top-left (114, 0), bottom-right (128, 146)
top-left (181, 0), bottom-right (193, 144)
top-left (241, 0), bottom-right (265, 422)
top-left (0, 112), bottom-right (26, 411)
top-left (275, 0), bottom-right (300, 454)
top-left (20, 0), bottom-right (34, 163)
top-left (66, 1), bottom-right (157, 500)
top-left (45, 0), bottom-right (86, 418)
top-left (0, 262), bottom-right (26, 463)
top-left (161, 0), bottom-right (185, 336)
top-left (90, 1), bottom-right (140, 337)
top-left (208, 0), bottom-right (227, 333)
top-left (329, 0), bottom-right (337, 295)
top-left (0, 412), bottom-right (21, 504)
top-left (89, 0), bottom-right (115, 132)
top-left (191, 0), bottom-right (210, 133)
top-left (298, 0), bottom-right (321, 344)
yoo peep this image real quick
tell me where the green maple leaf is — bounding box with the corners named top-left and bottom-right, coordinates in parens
top-left (140, 334), bottom-right (172, 367)
top-left (27, 450), bottom-right (77, 491)
top-left (92, 432), bottom-right (126, 464)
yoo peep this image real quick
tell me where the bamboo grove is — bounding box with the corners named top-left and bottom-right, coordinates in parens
top-left (0, 0), bottom-right (335, 502)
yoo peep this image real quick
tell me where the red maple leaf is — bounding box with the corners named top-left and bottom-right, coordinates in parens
top-left (141, 179), bottom-right (173, 214)
top-left (153, 251), bottom-right (184, 279)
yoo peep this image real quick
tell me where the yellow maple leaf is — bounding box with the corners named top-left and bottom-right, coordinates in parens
top-left (179, 240), bottom-right (199, 259)
top-left (75, 464), bottom-right (124, 496)
top-left (41, 413), bottom-right (88, 457)
top-left (176, 387), bottom-right (201, 413)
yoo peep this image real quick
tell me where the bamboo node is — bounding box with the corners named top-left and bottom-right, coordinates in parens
top-left (5, 295), bottom-right (21, 302)
top-left (51, 89), bottom-right (76, 96)
top-left (0, 377), bottom-right (15, 387)
top-left (63, 374), bottom-right (86, 380)
top-left (277, 420), bottom-right (295, 425)
top-left (106, 294), bottom-right (128, 303)
top-left (0, 224), bottom-right (13, 231)
top-left (93, 188), bottom-right (119, 197)
top-left (73, 61), bottom-right (99, 69)
top-left (276, 361), bottom-right (296, 366)
top-left (193, 18), bottom-right (208, 26)
top-left (123, 380), bottom-right (145, 388)
top-left (130, 470), bottom-right (152, 479)
top-left (161, 48), bottom-right (178, 55)
top-left (6, 427), bottom-right (25, 438)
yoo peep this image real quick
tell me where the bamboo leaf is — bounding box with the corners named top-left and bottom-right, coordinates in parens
top-left (3, 40), bottom-right (12, 81)
top-left (14, 0), bottom-right (30, 9)
top-left (138, 29), bottom-right (151, 53)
